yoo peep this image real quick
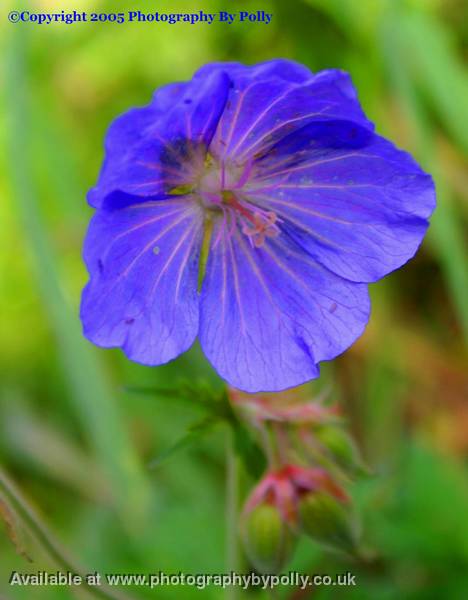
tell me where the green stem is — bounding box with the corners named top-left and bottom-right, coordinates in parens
top-left (263, 422), bottom-right (288, 469)
top-left (225, 431), bottom-right (239, 600)
top-left (0, 468), bottom-right (135, 600)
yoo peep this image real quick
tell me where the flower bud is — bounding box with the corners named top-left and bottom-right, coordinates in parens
top-left (242, 502), bottom-right (295, 573)
top-left (314, 425), bottom-right (369, 477)
top-left (298, 491), bottom-right (357, 553)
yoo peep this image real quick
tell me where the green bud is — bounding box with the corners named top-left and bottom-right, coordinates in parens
top-left (299, 492), bottom-right (357, 553)
top-left (243, 503), bottom-right (295, 573)
top-left (315, 425), bottom-right (369, 477)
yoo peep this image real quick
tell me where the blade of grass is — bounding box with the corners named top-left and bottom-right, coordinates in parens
top-left (380, 9), bottom-right (468, 343)
top-left (2, 408), bottom-right (110, 503)
top-left (4, 21), bottom-right (150, 526)
top-left (401, 11), bottom-right (468, 155)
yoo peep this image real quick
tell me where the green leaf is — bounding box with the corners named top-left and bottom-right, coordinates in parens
top-left (148, 417), bottom-right (219, 469)
top-left (129, 384), bottom-right (267, 476)
top-left (124, 380), bottom-right (228, 416)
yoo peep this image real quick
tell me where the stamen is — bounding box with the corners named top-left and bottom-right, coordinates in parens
top-left (221, 191), bottom-right (279, 247)
top-left (240, 209), bottom-right (280, 248)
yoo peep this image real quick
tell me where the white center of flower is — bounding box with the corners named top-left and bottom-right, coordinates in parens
top-left (194, 155), bottom-right (280, 248)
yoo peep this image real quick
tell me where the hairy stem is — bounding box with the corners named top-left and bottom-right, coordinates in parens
top-left (0, 468), bottom-right (134, 600)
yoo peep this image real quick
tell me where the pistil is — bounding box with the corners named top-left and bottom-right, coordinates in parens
top-left (196, 156), bottom-right (280, 248)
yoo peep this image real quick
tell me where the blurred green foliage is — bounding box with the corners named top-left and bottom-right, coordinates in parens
top-left (0, 0), bottom-right (467, 598)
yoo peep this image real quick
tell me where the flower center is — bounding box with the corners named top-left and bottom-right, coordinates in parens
top-left (196, 156), bottom-right (280, 248)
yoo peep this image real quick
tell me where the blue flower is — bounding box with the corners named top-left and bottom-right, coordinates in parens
top-left (81, 60), bottom-right (435, 392)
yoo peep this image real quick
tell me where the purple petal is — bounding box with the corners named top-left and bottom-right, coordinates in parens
top-left (81, 199), bottom-right (204, 365)
top-left (89, 71), bottom-right (231, 209)
top-left (194, 58), bottom-right (314, 84)
top-left (209, 68), bottom-right (373, 162)
top-left (199, 225), bottom-right (369, 392)
top-left (247, 121), bottom-right (436, 283)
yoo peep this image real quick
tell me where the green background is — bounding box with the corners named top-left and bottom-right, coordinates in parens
top-left (1, 0), bottom-right (468, 598)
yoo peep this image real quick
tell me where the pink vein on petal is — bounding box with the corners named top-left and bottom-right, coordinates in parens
top-left (117, 210), bottom-right (195, 281)
top-left (149, 217), bottom-right (202, 303)
top-left (238, 109), bottom-right (328, 161)
top-left (228, 85), bottom-right (299, 157)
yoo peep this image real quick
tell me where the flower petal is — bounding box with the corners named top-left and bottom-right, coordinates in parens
top-left (199, 225), bottom-right (369, 392)
top-left (81, 199), bottom-right (204, 365)
top-left (194, 58), bottom-right (314, 85)
top-left (247, 120), bottom-right (436, 283)
top-left (89, 71), bottom-right (231, 209)
top-left (209, 67), bottom-right (373, 162)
